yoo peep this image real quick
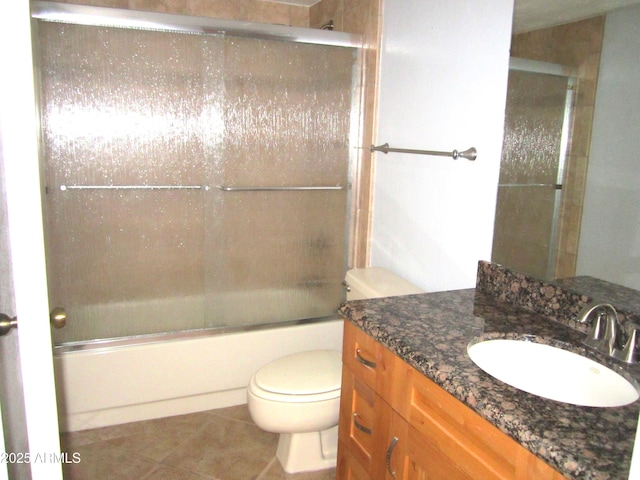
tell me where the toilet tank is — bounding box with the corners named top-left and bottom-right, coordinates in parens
top-left (344, 267), bottom-right (424, 301)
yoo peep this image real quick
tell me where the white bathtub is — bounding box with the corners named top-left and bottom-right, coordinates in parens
top-left (53, 318), bottom-right (344, 432)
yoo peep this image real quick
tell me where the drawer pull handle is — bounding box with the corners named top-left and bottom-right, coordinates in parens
top-left (356, 348), bottom-right (377, 368)
top-left (386, 436), bottom-right (399, 478)
top-left (353, 413), bottom-right (372, 435)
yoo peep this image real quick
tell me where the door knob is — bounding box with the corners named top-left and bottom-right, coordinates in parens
top-left (50, 307), bottom-right (67, 329)
top-left (0, 313), bottom-right (18, 336)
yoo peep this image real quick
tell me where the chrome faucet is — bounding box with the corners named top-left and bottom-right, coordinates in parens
top-left (577, 302), bottom-right (639, 363)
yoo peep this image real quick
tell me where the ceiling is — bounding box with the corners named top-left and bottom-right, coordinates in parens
top-left (513, 0), bottom-right (640, 32)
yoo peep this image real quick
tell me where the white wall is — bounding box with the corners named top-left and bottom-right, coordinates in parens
top-left (576, 4), bottom-right (640, 290)
top-left (370, 0), bottom-right (514, 292)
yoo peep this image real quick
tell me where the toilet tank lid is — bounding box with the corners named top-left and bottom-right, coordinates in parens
top-left (254, 350), bottom-right (342, 395)
top-left (345, 267), bottom-right (424, 298)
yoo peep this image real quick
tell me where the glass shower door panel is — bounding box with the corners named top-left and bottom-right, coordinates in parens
top-left (208, 191), bottom-right (347, 326)
top-left (38, 23), bottom-right (223, 344)
top-left (492, 186), bottom-right (558, 278)
top-left (499, 71), bottom-right (568, 185)
top-left (492, 71), bottom-right (569, 279)
top-left (205, 39), bottom-right (355, 327)
top-left (45, 190), bottom-right (205, 343)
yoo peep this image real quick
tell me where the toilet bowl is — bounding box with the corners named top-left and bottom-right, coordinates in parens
top-left (247, 268), bottom-right (423, 473)
top-left (247, 349), bottom-right (342, 473)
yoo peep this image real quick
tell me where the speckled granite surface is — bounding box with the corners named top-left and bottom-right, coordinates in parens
top-left (339, 262), bottom-right (640, 480)
top-left (477, 261), bottom-right (640, 329)
top-left (553, 276), bottom-right (640, 321)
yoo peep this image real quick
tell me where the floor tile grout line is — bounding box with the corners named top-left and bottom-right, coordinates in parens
top-left (147, 412), bottom-right (221, 466)
top-left (154, 410), bottom-right (278, 478)
top-left (256, 456), bottom-right (279, 480)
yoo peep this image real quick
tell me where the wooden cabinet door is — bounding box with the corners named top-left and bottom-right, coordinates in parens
top-left (338, 439), bottom-right (371, 480)
top-left (386, 411), bottom-right (473, 480)
top-left (390, 351), bottom-right (566, 480)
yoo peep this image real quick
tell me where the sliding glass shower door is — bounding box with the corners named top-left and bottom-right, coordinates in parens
top-left (491, 61), bottom-right (574, 279)
top-left (35, 17), bottom-right (358, 345)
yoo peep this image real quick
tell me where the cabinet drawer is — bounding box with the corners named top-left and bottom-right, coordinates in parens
top-left (342, 321), bottom-right (394, 400)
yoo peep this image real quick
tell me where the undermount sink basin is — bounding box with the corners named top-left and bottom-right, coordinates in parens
top-left (467, 339), bottom-right (640, 407)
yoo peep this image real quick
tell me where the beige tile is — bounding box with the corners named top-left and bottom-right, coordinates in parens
top-left (290, 6), bottom-right (310, 27)
top-left (60, 420), bottom-right (154, 448)
top-left (107, 418), bottom-right (207, 462)
top-left (310, 0), bottom-right (341, 30)
top-left (185, 0), bottom-right (249, 20)
top-left (210, 404), bottom-right (255, 424)
top-left (60, 0), bottom-right (129, 7)
top-left (258, 459), bottom-right (337, 480)
top-left (199, 447), bottom-right (276, 479)
top-left (135, 411), bottom-right (214, 436)
top-left (141, 464), bottom-right (214, 480)
top-left (62, 440), bottom-right (157, 480)
top-left (127, 0), bottom-right (188, 14)
top-left (247, 0), bottom-right (292, 25)
top-left (164, 415), bottom-right (278, 473)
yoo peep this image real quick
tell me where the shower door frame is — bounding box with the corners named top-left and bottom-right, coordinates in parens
top-left (31, 1), bottom-right (363, 49)
top-left (31, 1), bottom-right (365, 351)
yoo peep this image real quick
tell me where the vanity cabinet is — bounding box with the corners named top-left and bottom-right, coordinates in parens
top-left (337, 321), bottom-right (567, 480)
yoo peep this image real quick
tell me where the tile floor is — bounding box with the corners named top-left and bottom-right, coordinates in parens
top-left (60, 405), bottom-right (336, 480)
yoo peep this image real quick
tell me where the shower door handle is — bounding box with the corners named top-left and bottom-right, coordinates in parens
top-left (0, 313), bottom-right (18, 336)
top-left (50, 307), bottom-right (67, 329)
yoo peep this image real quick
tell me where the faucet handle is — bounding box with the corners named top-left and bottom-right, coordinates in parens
top-left (585, 310), bottom-right (605, 346)
top-left (578, 302), bottom-right (621, 356)
top-left (614, 324), bottom-right (640, 364)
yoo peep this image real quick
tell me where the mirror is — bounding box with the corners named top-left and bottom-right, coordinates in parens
top-left (491, 2), bottom-right (640, 291)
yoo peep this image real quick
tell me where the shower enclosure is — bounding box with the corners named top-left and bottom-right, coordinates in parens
top-left (33, 3), bottom-right (362, 347)
top-left (491, 58), bottom-right (576, 279)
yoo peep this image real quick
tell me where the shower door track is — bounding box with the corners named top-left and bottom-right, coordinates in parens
top-left (31, 1), bottom-right (363, 48)
top-left (54, 315), bottom-right (339, 355)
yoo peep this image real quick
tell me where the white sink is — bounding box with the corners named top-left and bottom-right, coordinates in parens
top-left (467, 339), bottom-right (640, 407)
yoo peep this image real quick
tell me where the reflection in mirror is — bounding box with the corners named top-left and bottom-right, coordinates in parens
top-left (492, 4), bottom-right (640, 290)
top-left (577, 5), bottom-right (640, 290)
top-left (492, 58), bottom-right (575, 280)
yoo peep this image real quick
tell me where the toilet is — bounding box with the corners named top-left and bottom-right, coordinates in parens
top-left (247, 267), bottom-right (423, 473)
top-left (344, 267), bottom-right (425, 301)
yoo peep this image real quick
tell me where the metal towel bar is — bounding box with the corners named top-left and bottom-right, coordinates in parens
top-left (57, 185), bottom-right (344, 192)
top-left (370, 143), bottom-right (477, 161)
top-left (499, 183), bottom-right (562, 189)
top-left (59, 185), bottom-right (207, 191)
top-left (216, 185), bottom-right (344, 192)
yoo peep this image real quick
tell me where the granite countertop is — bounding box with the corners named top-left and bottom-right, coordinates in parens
top-left (339, 287), bottom-right (640, 480)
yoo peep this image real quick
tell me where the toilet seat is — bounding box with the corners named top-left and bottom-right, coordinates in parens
top-left (249, 376), bottom-right (341, 403)
top-left (249, 350), bottom-right (342, 403)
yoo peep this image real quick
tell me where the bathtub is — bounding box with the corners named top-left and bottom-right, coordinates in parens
top-left (53, 316), bottom-right (344, 432)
